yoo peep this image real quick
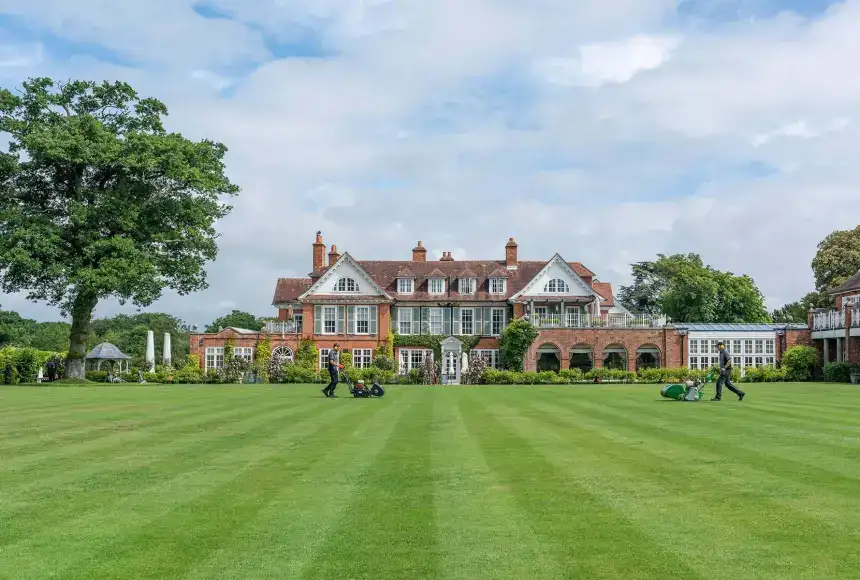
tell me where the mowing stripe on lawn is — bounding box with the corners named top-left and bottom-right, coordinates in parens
top-left (182, 399), bottom-right (407, 580)
top-left (0, 402), bottom-right (362, 579)
top-left (300, 389), bottom-right (441, 580)
top-left (0, 399), bottom-right (344, 544)
top-left (430, 395), bottom-right (560, 580)
top-left (460, 391), bottom-right (703, 580)
top-left (504, 395), bottom-right (860, 578)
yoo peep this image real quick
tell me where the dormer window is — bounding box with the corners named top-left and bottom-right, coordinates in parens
top-left (397, 278), bottom-right (414, 294)
top-left (429, 278), bottom-right (445, 294)
top-left (334, 277), bottom-right (359, 292)
top-left (459, 277), bottom-right (476, 295)
top-left (544, 278), bottom-right (569, 293)
top-left (489, 278), bottom-right (506, 294)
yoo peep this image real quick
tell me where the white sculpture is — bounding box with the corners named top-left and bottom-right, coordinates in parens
top-left (145, 330), bottom-right (155, 372)
top-left (163, 333), bottom-right (172, 366)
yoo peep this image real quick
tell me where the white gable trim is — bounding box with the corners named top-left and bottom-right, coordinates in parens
top-left (299, 252), bottom-right (392, 300)
top-left (509, 254), bottom-right (601, 301)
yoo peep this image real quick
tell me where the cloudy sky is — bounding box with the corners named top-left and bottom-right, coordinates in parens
top-left (1, 0), bottom-right (859, 327)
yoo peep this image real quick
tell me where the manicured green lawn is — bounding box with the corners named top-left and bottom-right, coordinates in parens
top-left (1, 383), bottom-right (859, 579)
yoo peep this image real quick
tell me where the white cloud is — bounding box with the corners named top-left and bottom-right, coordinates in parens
top-left (2, 0), bottom-right (859, 326)
top-left (0, 43), bottom-right (43, 68)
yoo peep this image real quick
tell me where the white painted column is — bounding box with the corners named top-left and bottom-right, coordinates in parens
top-left (145, 330), bottom-right (155, 372)
top-left (163, 333), bottom-right (172, 366)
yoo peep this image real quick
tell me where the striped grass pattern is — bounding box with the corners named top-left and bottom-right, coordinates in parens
top-left (1, 384), bottom-right (859, 579)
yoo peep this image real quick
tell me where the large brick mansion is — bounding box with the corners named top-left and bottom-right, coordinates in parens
top-left (190, 232), bottom-right (811, 381)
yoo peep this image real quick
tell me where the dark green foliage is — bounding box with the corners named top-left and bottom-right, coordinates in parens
top-left (822, 362), bottom-right (859, 383)
top-left (204, 310), bottom-right (264, 333)
top-left (0, 77), bottom-right (238, 377)
top-left (618, 253), bottom-right (770, 323)
top-left (294, 339), bottom-right (318, 370)
top-left (498, 318), bottom-right (538, 371)
top-left (88, 312), bottom-right (191, 367)
top-left (812, 226), bottom-right (860, 292)
top-left (781, 345), bottom-right (818, 382)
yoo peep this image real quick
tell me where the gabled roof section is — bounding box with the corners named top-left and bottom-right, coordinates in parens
top-left (831, 269), bottom-right (860, 294)
top-left (427, 268), bottom-right (446, 278)
top-left (509, 253), bottom-right (601, 301)
top-left (299, 252), bottom-right (392, 301)
top-left (272, 278), bottom-right (313, 304)
top-left (456, 266), bottom-right (478, 278)
top-left (488, 267), bottom-right (509, 279)
top-left (395, 266), bottom-right (416, 278)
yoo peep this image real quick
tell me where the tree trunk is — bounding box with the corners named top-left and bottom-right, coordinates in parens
top-left (65, 292), bottom-right (98, 379)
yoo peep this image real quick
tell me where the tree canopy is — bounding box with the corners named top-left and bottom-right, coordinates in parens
top-left (204, 309), bottom-right (264, 333)
top-left (0, 310), bottom-right (70, 351)
top-left (811, 226), bottom-right (860, 293)
top-left (618, 253), bottom-right (770, 323)
top-left (771, 290), bottom-right (830, 323)
top-left (0, 77), bottom-right (238, 377)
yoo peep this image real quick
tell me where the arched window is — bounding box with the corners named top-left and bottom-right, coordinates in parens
top-left (272, 346), bottom-right (294, 364)
top-left (544, 279), bottom-right (570, 293)
top-left (334, 277), bottom-right (359, 292)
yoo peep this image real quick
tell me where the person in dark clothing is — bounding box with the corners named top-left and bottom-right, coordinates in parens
top-left (46, 360), bottom-right (56, 382)
top-left (712, 341), bottom-right (745, 401)
top-left (3, 363), bottom-right (12, 385)
top-left (322, 344), bottom-right (341, 398)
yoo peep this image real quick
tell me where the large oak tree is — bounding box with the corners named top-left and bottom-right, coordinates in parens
top-left (0, 78), bottom-right (238, 378)
top-left (811, 226), bottom-right (860, 293)
top-left (618, 253), bottom-right (770, 323)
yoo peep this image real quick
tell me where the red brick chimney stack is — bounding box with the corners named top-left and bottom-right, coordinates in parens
top-left (328, 244), bottom-right (340, 266)
top-left (440, 251), bottom-right (454, 262)
top-left (413, 241), bottom-right (427, 262)
top-left (505, 237), bottom-right (518, 269)
top-left (312, 231), bottom-right (326, 272)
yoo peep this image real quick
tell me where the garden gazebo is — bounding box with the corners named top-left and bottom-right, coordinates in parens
top-left (86, 342), bottom-right (132, 372)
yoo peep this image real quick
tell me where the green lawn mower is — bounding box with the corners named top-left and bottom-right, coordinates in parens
top-left (660, 372), bottom-right (715, 401)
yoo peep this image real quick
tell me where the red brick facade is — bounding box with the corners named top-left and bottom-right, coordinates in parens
top-left (191, 232), bottom-right (813, 375)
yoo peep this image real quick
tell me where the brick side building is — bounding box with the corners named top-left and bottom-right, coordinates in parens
top-left (810, 269), bottom-right (860, 366)
top-left (190, 232), bottom-right (810, 381)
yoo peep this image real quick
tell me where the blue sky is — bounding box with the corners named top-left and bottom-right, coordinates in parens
top-left (1, 0), bottom-right (858, 326)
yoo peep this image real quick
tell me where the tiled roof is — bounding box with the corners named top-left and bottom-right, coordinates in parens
top-left (272, 278), bottom-right (312, 304)
top-left (301, 295), bottom-right (390, 304)
top-left (487, 267), bottom-right (509, 279)
top-left (831, 269), bottom-right (860, 294)
top-left (592, 281), bottom-right (614, 307)
top-left (273, 259), bottom-right (597, 304)
top-left (86, 342), bottom-right (131, 360)
top-left (676, 323), bottom-right (809, 332)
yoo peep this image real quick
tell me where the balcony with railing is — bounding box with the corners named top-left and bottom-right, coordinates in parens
top-left (812, 309), bottom-right (860, 331)
top-left (530, 313), bottom-right (665, 330)
top-left (265, 320), bottom-right (301, 334)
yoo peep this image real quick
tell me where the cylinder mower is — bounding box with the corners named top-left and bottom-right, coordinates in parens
top-left (660, 371), bottom-right (714, 401)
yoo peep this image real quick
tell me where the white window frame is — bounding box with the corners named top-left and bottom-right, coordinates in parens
top-left (459, 278), bottom-right (476, 295)
top-left (429, 307), bottom-right (444, 335)
top-left (399, 349), bottom-right (430, 374)
top-left (397, 278), bottom-right (414, 294)
top-left (205, 347), bottom-right (224, 371)
top-left (398, 308), bottom-right (413, 335)
top-left (491, 308), bottom-right (505, 336)
top-left (293, 313), bottom-right (303, 332)
top-left (474, 349), bottom-right (499, 369)
top-left (732, 340), bottom-right (742, 355)
top-left (354, 306), bottom-right (370, 335)
top-left (334, 277), bottom-right (359, 292)
top-left (765, 339), bottom-right (775, 355)
top-left (322, 306), bottom-right (337, 335)
top-left (489, 278), bottom-right (506, 294)
top-left (428, 278), bottom-right (445, 295)
top-left (460, 308), bottom-right (475, 335)
top-left (543, 278), bottom-right (570, 293)
top-left (352, 348), bottom-right (373, 369)
top-left (319, 348), bottom-right (331, 370)
top-left (754, 340), bottom-right (764, 355)
top-left (689, 340), bottom-right (698, 355)
top-left (233, 347), bottom-right (254, 363)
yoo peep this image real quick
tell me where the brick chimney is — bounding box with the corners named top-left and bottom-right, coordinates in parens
top-left (505, 237), bottom-right (518, 269)
top-left (412, 241), bottom-right (427, 262)
top-left (312, 231), bottom-right (326, 272)
top-left (440, 251), bottom-right (454, 262)
top-left (328, 244), bottom-right (340, 266)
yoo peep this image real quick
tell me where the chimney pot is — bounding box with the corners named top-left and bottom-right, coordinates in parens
top-left (412, 240), bottom-right (427, 262)
top-left (505, 237), bottom-right (518, 269)
top-left (312, 231), bottom-right (326, 272)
